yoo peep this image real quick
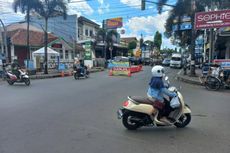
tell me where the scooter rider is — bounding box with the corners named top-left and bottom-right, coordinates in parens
top-left (11, 60), bottom-right (21, 79)
top-left (73, 58), bottom-right (85, 75)
top-left (147, 65), bottom-right (177, 123)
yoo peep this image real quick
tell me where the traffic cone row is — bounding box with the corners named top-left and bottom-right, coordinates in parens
top-left (128, 68), bottom-right (131, 77)
top-left (109, 69), bottom-right (113, 76)
top-left (61, 71), bottom-right (65, 77)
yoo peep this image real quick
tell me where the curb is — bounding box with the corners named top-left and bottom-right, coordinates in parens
top-left (176, 75), bottom-right (203, 86)
top-left (29, 68), bottom-right (105, 80)
top-left (176, 70), bottom-right (203, 86)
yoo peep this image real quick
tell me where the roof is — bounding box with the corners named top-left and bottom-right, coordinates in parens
top-left (6, 22), bottom-right (43, 32)
top-left (121, 37), bottom-right (138, 43)
top-left (78, 16), bottom-right (100, 27)
top-left (8, 29), bottom-right (58, 46)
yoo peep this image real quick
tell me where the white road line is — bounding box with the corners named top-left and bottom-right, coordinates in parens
top-left (177, 69), bottom-right (182, 75)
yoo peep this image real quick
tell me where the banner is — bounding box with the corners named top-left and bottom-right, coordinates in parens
top-left (195, 10), bottom-right (230, 29)
top-left (109, 61), bottom-right (130, 76)
top-left (106, 17), bottom-right (123, 29)
top-left (84, 41), bottom-right (92, 60)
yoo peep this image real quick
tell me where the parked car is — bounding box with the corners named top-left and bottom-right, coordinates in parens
top-left (152, 58), bottom-right (162, 65)
top-left (129, 57), bottom-right (142, 65)
top-left (142, 58), bottom-right (152, 65)
top-left (162, 58), bottom-right (171, 66)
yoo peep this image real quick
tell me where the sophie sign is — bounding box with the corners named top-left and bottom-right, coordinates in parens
top-left (195, 10), bottom-right (230, 29)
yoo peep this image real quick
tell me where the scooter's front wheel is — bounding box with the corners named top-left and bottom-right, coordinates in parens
top-left (24, 78), bottom-right (30, 86)
top-left (74, 73), bottom-right (79, 80)
top-left (122, 112), bottom-right (141, 130)
top-left (174, 113), bottom-right (191, 128)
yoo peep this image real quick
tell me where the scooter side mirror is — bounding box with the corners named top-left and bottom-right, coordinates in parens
top-left (165, 76), bottom-right (169, 81)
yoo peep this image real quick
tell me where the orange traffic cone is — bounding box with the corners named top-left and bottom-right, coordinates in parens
top-left (109, 69), bottom-right (113, 76)
top-left (61, 71), bottom-right (65, 77)
top-left (128, 68), bottom-right (131, 77)
top-left (69, 71), bottom-right (72, 76)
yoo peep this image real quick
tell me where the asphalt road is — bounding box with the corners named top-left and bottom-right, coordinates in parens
top-left (0, 67), bottom-right (229, 153)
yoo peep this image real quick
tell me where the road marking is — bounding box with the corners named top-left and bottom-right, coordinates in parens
top-left (177, 69), bottom-right (182, 75)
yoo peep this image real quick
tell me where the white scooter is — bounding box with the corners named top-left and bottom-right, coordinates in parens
top-left (5, 69), bottom-right (30, 86)
top-left (117, 77), bottom-right (191, 130)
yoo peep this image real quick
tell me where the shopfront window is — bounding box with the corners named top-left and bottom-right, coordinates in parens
top-left (65, 50), bottom-right (69, 59)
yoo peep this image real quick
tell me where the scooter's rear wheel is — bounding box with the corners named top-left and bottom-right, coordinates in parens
top-left (7, 80), bottom-right (14, 85)
top-left (174, 113), bottom-right (191, 128)
top-left (122, 112), bottom-right (142, 130)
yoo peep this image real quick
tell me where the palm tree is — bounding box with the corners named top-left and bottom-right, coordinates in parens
top-left (96, 28), bottom-right (106, 58)
top-left (34, 0), bottom-right (68, 74)
top-left (13, 0), bottom-right (41, 68)
top-left (96, 29), bottom-right (118, 60)
top-left (106, 30), bottom-right (118, 60)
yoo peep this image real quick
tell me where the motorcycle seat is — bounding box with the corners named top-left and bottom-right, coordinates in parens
top-left (129, 96), bottom-right (156, 105)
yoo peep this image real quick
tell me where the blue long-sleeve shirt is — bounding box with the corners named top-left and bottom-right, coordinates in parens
top-left (147, 77), bottom-right (176, 102)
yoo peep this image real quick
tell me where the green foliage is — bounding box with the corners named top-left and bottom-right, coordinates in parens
top-left (160, 48), bottom-right (177, 55)
top-left (144, 40), bottom-right (154, 50)
top-left (159, 0), bottom-right (230, 48)
top-left (128, 41), bottom-right (137, 50)
top-left (153, 31), bottom-right (162, 50)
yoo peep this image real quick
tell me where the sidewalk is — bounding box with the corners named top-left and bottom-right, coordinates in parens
top-left (176, 68), bottom-right (203, 86)
top-left (0, 67), bottom-right (104, 82)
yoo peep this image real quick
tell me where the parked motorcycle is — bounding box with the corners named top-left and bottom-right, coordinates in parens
top-left (5, 69), bottom-right (30, 86)
top-left (205, 67), bottom-right (230, 90)
top-left (73, 66), bottom-right (89, 80)
top-left (117, 77), bottom-right (191, 130)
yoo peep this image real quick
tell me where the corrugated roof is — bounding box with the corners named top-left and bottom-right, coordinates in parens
top-left (8, 29), bottom-right (57, 46)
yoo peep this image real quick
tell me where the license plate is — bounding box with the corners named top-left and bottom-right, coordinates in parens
top-left (117, 109), bottom-right (124, 119)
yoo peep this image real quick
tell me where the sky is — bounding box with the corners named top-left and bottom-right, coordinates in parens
top-left (0, 0), bottom-right (177, 49)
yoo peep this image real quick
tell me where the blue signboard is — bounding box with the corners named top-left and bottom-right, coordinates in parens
top-left (172, 23), bottom-right (192, 31)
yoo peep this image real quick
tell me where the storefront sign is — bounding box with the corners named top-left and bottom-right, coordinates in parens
top-left (195, 10), bottom-right (230, 29)
top-left (84, 41), bottom-right (92, 60)
top-left (106, 17), bottom-right (123, 29)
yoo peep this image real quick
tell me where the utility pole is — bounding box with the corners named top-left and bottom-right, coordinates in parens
top-left (102, 20), bottom-right (106, 60)
top-left (189, 0), bottom-right (197, 76)
top-left (0, 19), bottom-right (8, 63)
top-left (26, 0), bottom-right (30, 69)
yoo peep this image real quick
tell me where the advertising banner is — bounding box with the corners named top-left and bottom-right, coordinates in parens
top-left (109, 61), bottom-right (130, 76)
top-left (195, 10), bottom-right (230, 29)
top-left (106, 17), bottom-right (123, 29)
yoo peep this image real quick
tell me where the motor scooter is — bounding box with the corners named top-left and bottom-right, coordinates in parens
top-left (5, 69), bottom-right (30, 86)
top-left (73, 66), bottom-right (89, 80)
top-left (117, 77), bottom-right (191, 130)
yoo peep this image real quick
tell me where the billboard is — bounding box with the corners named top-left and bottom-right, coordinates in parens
top-left (195, 10), bottom-right (230, 29)
top-left (106, 17), bottom-right (123, 29)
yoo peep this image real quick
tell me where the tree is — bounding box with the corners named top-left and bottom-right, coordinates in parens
top-left (33, 0), bottom-right (68, 74)
top-left (13, 0), bottom-right (41, 68)
top-left (153, 31), bottom-right (162, 50)
top-left (157, 0), bottom-right (230, 75)
top-left (106, 30), bottom-right (118, 59)
top-left (128, 41), bottom-right (137, 50)
top-left (96, 29), bottom-right (118, 59)
top-left (144, 40), bottom-right (154, 50)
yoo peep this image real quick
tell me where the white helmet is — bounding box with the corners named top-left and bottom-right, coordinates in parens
top-left (151, 65), bottom-right (165, 77)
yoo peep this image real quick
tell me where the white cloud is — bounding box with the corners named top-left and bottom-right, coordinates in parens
top-left (97, 2), bottom-right (109, 14)
top-left (125, 11), bottom-right (169, 34)
top-left (68, 0), bottom-right (94, 15)
top-left (120, 0), bottom-right (141, 8)
top-left (98, 0), bottom-right (104, 4)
